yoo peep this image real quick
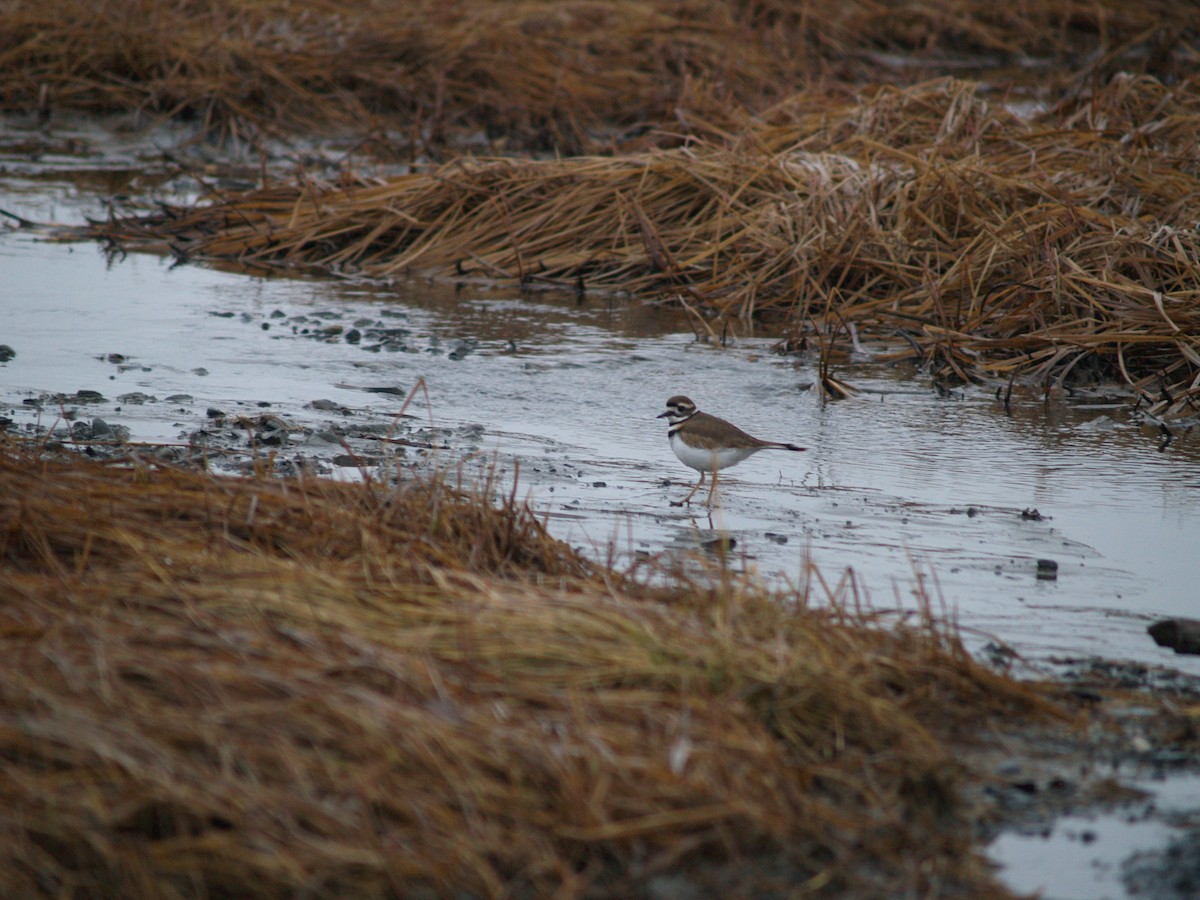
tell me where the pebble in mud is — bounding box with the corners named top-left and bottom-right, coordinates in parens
top-left (58, 389), bottom-right (105, 404)
top-left (308, 399), bottom-right (348, 413)
top-left (116, 392), bottom-right (156, 405)
top-left (69, 418), bottom-right (130, 442)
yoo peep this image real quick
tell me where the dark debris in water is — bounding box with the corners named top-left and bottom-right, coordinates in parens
top-left (1148, 618), bottom-right (1200, 656)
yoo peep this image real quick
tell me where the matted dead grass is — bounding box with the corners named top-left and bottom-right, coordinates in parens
top-left (90, 76), bottom-right (1200, 420)
top-left (0, 438), bottom-right (1065, 897)
top-left (0, 0), bottom-right (1192, 149)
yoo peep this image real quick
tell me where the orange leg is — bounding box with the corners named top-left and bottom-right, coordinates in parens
top-left (679, 471), bottom-right (705, 505)
top-left (705, 467), bottom-right (720, 507)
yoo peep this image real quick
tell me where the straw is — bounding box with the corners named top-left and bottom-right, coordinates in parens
top-left (88, 76), bottom-right (1200, 419)
top-left (0, 438), bottom-right (1064, 896)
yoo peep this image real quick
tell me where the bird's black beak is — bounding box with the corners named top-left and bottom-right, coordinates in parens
top-left (656, 410), bottom-right (670, 418)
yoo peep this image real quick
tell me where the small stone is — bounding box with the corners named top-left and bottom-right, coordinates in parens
top-left (117, 392), bottom-right (154, 405)
top-left (1147, 618), bottom-right (1200, 655)
top-left (1036, 559), bottom-right (1058, 580)
top-left (0, 345), bottom-right (16, 362)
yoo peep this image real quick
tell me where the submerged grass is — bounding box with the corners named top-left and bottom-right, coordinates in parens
top-left (0, 438), bottom-right (1064, 897)
top-left (0, 0), bottom-right (1192, 150)
top-left (91, 75), bottom-right (1200, 420)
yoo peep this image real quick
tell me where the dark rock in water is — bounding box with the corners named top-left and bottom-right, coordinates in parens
top-left (1036, 559), bottom-right (1058, 580)
top-left (0, 344), bottom-right (15, 362)
top-left (68, 418), bottom-right (129, 442)
top-left (117, 392), bottom-right (155, 405)
top-left (333, 454), bottom-right (384, 467)
top-left (1147, 618), bottom-right (1200, 655)
top-left (254, 416), bottom-right (289, 446)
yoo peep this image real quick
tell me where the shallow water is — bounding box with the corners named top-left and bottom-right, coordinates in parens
top-left (990, 772), bottom-right (1200, 899)
top-left (3, 213), bottom-right (1196, 677)
top-left (3, 120), bottom-right (1200, 899)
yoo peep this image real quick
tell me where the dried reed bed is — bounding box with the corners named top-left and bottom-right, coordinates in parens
top-left (0, 0), bottom-right (1190, 149)
top-left (94, 76), bottom-right (1200, 419)
top-left (0, 440), bottom-right (1060, 896)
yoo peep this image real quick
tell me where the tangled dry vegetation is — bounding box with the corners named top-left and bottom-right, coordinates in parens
top-left (0, 0), bottom-right (1189, 148)
top-left (5, 2), bottom-right (1198, 412)
top-left (93, 75), bottom-right (1200, 420)
top-left (0, 439), bottom-right (1066, 897)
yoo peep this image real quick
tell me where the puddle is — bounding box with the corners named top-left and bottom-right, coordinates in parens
top-left (989, 773), bottom-right (1200, 899)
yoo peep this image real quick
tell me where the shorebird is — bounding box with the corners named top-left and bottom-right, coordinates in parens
top-left (657, 395), bottom-right (806, 506)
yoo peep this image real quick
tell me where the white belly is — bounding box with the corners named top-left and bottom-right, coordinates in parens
top-left (669, 433), bottom-right (760, 472)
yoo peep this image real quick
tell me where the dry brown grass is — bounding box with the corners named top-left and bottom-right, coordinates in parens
top-left (0, 0), bottom-right (1192, 150)
top-left (90, 75), bottom-right (1200, 419)
top-left (0, 438), bottom-right (1064, 897)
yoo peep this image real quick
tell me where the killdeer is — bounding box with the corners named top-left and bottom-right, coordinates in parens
top-left (657, 395), bottom-right (805, 506)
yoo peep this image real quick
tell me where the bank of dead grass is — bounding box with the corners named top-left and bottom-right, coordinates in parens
top-left (0, 438), bottom-right (1063, 896)
top-left (0, 0), bottom-right (1192, 149)
top-left (91, 76), bottom-right (1200, 420)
